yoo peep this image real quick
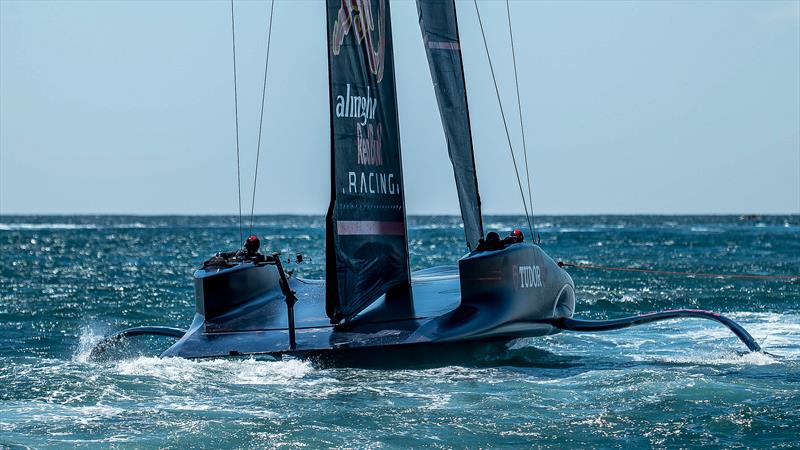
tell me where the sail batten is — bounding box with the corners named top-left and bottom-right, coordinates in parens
top-left (325, 0), bottom-right (411, 324)
top-left (417, 0), bottom-right (484, 251)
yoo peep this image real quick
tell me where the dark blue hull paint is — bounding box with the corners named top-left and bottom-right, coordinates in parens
top-left (161, 243), bottom-right (576, 359)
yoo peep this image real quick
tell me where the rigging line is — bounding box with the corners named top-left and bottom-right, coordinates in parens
top-left (506, 0), bottom-right (537, 243)
top-left (557, 261), bottom-right (800, 281)
top-left (473, 0), bottom-right (533, 239)
top-left (249, 0), bottom-right (276, 235)
top-left (230, 0), bottom-right (243, 246)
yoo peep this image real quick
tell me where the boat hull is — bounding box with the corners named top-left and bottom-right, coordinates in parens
top-left (162, 243), bottom-right (574, 359)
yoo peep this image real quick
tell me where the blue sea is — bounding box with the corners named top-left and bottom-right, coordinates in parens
top-left (1, 215), bottom-right (798, 448)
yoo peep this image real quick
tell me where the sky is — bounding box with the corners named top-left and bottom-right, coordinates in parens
top-left (1, 0), bottom-right (798, 215)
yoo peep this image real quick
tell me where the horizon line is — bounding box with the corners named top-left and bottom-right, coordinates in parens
top-left (1, 212), bottom-right (798, 217)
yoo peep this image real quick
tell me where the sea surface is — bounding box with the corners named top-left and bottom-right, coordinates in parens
top-left (1, 215), bottom-right (798, 448)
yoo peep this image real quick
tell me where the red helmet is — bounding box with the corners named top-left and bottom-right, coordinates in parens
top-left (245, 235), bottom-right (260, 253)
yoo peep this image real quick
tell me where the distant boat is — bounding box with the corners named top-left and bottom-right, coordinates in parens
top-left (94, 0), bottom-right (761, 360)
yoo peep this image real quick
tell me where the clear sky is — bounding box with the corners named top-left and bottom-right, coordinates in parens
top-left (1, 0), bottom-right (798, 215)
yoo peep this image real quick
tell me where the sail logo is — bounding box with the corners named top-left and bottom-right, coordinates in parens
top-left (356, 124), bottom-right (382, 165)
top-left (516, 265), bottom-right (542, 289)
top-left (330, 0), bottom-right (386, 82)
top-left (336, 84), bottom-right (378, 125)
top-left (346, 171), bottom-right (399, 195)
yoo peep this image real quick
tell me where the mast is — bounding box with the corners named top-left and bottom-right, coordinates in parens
top-left (417, 0), bottom-right (484, 251)
top-left (325, 0), bottom-right (411, 324)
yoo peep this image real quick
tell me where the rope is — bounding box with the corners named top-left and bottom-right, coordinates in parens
top-left (230, 0), bottom-right (243, 246)
top-left (473, 0), bottom-right (534, 240)
top-left (558, 261), bottom-right (800, 281)
top-left (249, 0), bottom-right (276, 235)
top-left (505, 0), bottom-right (537, 243)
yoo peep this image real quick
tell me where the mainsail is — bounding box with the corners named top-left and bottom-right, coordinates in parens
top-left (417, 0), bottom-right (483, 251)
top-left (325, 0), bottom-right (411, 323)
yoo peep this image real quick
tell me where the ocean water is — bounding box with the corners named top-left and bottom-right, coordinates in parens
top-left (1, 215), bottom-right (798, 448)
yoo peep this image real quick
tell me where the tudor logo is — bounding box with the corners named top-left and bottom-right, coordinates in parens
top-left (518, 265), bottom-right (542, 289)
top-left (331, 0), bottom-right (386, 82)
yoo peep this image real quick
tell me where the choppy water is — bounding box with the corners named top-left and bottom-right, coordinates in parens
top-left (1, 215), bottom-right (798, 448)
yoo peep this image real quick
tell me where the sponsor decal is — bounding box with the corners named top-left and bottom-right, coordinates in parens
top-left (335, 84), bottom-right (378, 126)
top-left (356, 123), bottom-right (381, 165)
top-left (331, 0), bottom-right (385, 82)
top-left (514, 265), bottom-right (543, 289)
top-left (345, 171), bottom-right (399, 195)
top-left (333, 83), bottom-right (399, 197)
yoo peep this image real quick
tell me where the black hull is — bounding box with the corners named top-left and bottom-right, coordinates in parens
top-left (161, 243), bottom-right (575, 359)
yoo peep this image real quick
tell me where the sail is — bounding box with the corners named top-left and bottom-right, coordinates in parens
top-left (325, 0), bottom-right (411, 323)
top-left (417, 0), bottom-right (483, 251)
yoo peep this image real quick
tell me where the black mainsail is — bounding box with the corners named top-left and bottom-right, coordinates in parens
top-left (417, 0), bottom-right (483, 250)
top-left (325, 0), bottom-right (411, 323)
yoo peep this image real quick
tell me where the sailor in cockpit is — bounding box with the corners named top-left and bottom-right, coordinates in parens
top-left (202, 235), bottom-right (267, 269)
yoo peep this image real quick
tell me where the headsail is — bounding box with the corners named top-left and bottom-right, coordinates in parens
top-left (325, 0), bottom-right (411, 323)
top-left (417, 0), bottom-right (483, 250)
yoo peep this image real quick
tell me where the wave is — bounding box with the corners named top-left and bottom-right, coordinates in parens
top-left (111, 356), bottom-right (313, 385)
top-left (0, 223), bottom-right (99, 231)
top-left (73, 327), bottom-right (105, 363)
top-left (0, 223), bottom-right (149, 231)
top-left (630, 349), bottom-right (779, 366)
